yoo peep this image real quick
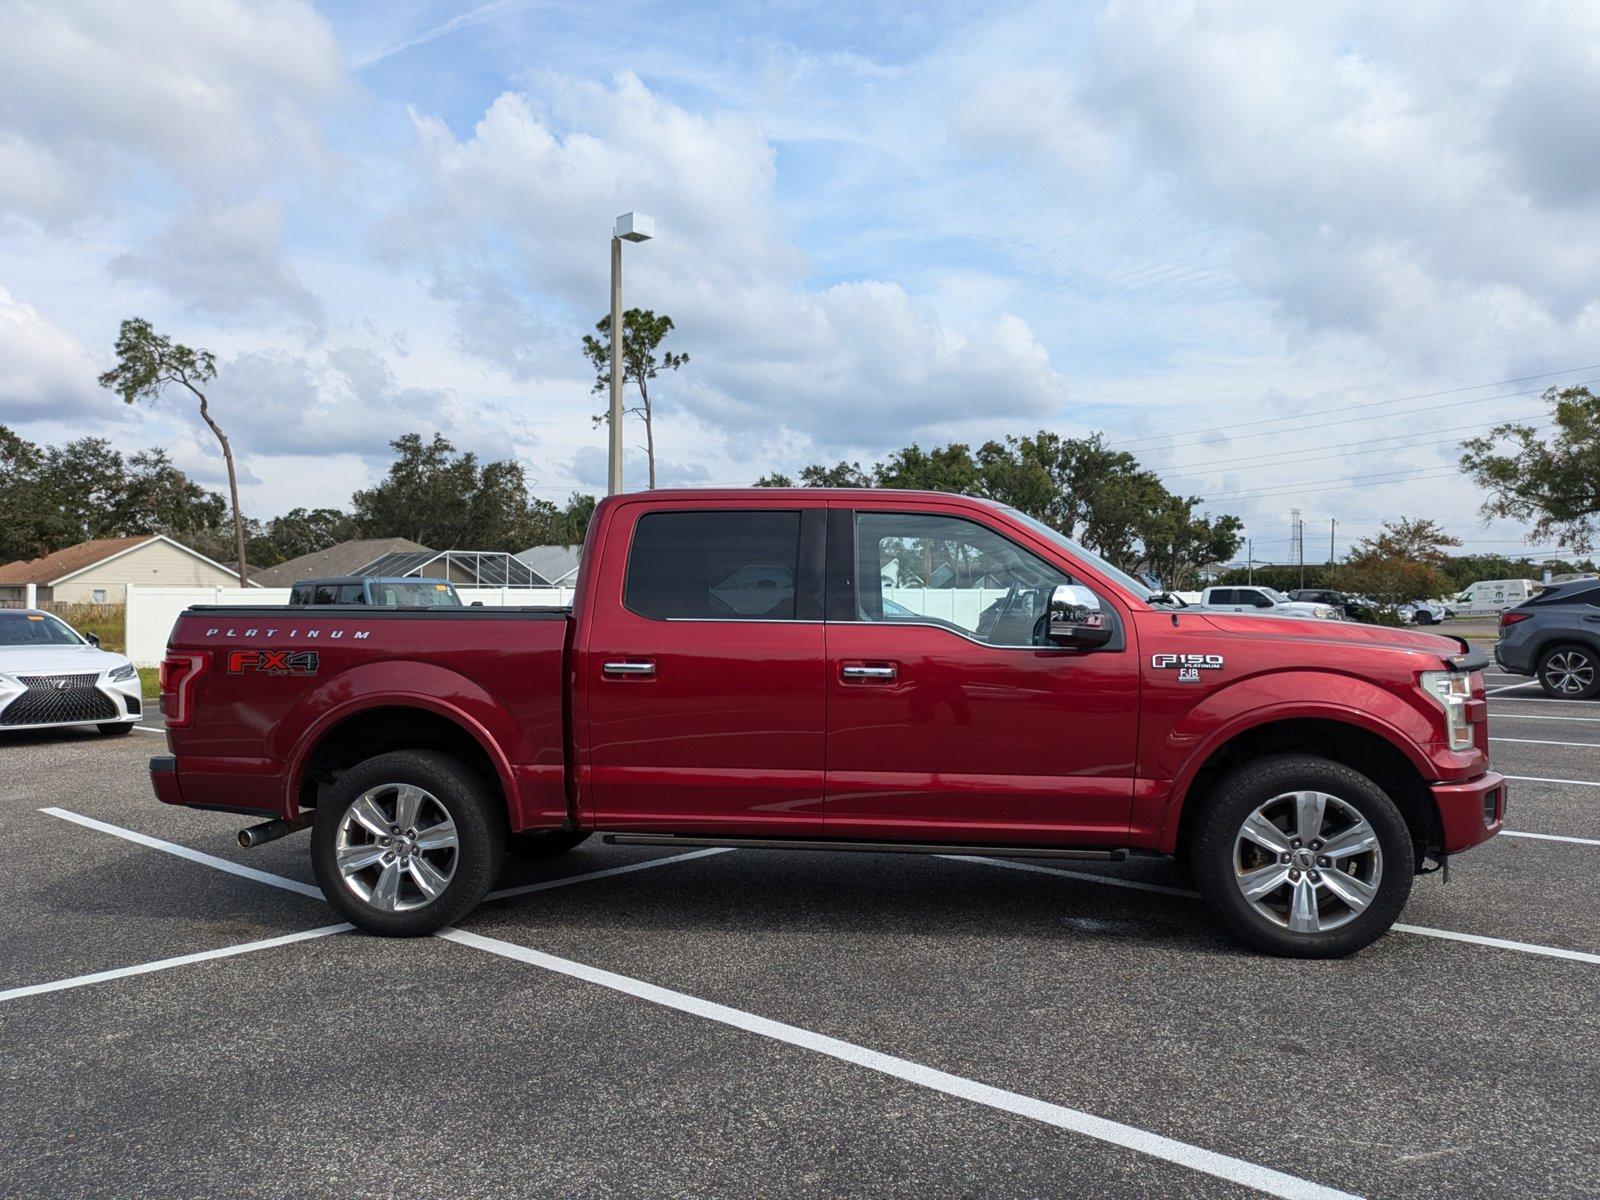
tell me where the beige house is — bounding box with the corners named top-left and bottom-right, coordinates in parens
top-left (0, 535), bottom-right (254, 605)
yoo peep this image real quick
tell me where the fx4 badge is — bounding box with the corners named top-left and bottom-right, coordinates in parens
top-left (1151, 652), bottom-right (1223, 682)
top-left (227, 649), bottom-right (320, 677)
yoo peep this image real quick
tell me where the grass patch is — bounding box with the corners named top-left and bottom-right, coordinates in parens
top-left (44, 603), bottom-right (126, 653)
top-left (138, 667), bottom-right (160, 698)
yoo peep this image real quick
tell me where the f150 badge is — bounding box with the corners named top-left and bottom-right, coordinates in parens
top-left (1151, 652), bottom-right (1223, 682)
top-left (227, 649), bottom-right (320, 677)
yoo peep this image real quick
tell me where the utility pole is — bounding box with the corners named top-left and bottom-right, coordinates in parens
top-left (607, 212), bottom-right (654, 496)
top-left (1291, 507), bottom-right (1304, 589)
top-left (1247, 537), bottom-right (1253, 585)
top-left (1329, 517), bottom-right (1337, 565)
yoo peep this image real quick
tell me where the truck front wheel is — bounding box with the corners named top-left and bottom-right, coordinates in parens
top-left (311, 750), bottom-right (504, 936)
top-left (1189, 754), bottom-right (1413, 958)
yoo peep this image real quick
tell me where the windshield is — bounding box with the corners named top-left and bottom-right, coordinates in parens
top-left (0, 612), bottom-right (86, 646)
top-left (369, 580), bottom-right (461, 607)
top-left (1262, 588), bottom-right (1292, 603)
top-left (1001, 507), bottom-right (1155, 601)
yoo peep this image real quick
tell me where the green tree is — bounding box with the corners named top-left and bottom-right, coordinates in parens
top-left (581, 308), bottom-right (688, 490)
top-left (1461, 385), bottom-right (1600, 552)
top-left (549, 492), bottom-right (597, 545)
top-left (0, 426), bottom-right (49, 563)
top-left (1334, 518), bottom-right (1461, 610)
top-left (352, 432), bottom-right (556, 550)
top-left (119, 448), bottom-right (227, 538)
top-left (1140, 497), bottom-right (1244, 591)
top-left (257, 507), bottom-right (359, 566)
top-left (98, 319), bottom-right (249, 584)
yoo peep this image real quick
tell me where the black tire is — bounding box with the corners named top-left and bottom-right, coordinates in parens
top-left (507, 829), bottom-right (592, 860)
top-left (311, 750), bottom-right (504, 936)
top-left (1536, 642), bottom-right (1600, 700)
top-left (1411, 610), bottom-right (1433, 625)
top-left (1189, 754), bottom-right (1414, 958)
top-left (97, 722), bottom-right (134, 736)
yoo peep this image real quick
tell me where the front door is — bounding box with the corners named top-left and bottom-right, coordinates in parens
top-left (825, 506), bottom-right (1139, 846)
top-left (583, 502), bottom-right (827, 835)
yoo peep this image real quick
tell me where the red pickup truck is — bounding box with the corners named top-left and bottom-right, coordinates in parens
top-left (150, 489), bottom-right (1503, 957)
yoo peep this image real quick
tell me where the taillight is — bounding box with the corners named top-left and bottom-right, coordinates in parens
top-left (160, 652), bottom-right (209, 727)
top-left (1499, 611), bottom-right (1531, 627)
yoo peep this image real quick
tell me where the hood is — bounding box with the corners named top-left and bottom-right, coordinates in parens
top-left (1185, 611), bottom-right (1475, 664)
top-left (0, 644), bottom-right (133, 678)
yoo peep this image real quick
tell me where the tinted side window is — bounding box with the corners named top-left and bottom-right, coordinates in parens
top-left (290, 585), bottom-right (311, 605)
top-left (313, 584), bottom-right (339, 605)
top-left (1211, 589), bottom-right (1235, 605)
top-left (338, 585), bottom-right (366, 604)
top-left (625, 510), bottom-right (801, 620)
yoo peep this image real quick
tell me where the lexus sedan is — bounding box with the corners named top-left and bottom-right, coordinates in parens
top-left (0, 610), bottom-right (142, 736)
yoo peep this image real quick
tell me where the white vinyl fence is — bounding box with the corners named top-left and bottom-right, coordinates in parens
top-left (123, 584), bottom-right (575, 666)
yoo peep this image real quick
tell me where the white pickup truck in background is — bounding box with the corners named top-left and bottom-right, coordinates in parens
top-left (1195, 585), bottom-right (1342, 620)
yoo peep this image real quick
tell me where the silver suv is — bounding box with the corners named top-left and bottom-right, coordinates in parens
top-left (1494, 581), bottom-right (1600, 699)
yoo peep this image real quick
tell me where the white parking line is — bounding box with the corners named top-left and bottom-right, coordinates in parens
top-left (41, 807), bottom-right (323, 898)
top-left (1487, 681), bottom-right (1541, 695)
top-left (1501, 830), bottom-right (1600, 846)
top-left (1491, 737), bottom-right (1600, 748)
top-left (134, 725), bottom-right (164, 734)
top-left (439, 927), bottom-right (1359, 1200)
top-left (0, 923), bottom-right (351, 1004)
top-left (947, 856), bottom-right (1600, 966)
top-left (1504, 774), bottom-right (1600, 788)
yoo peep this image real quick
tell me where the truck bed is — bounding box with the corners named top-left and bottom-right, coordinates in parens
top-left (159, 605), bottom-right (573, 825)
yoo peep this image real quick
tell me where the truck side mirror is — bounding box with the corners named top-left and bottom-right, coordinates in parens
top-left (1047, 584), bottom-right (1113, 648)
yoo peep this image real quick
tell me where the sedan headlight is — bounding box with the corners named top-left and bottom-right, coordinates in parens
top-left (108, 663), bottom-right (138, 682)
top-left (1420, 670), bottom-right (1474, 750)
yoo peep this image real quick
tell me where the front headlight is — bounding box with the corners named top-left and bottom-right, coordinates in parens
top-left (1315, 606), bottom-right (1338, 619)
top-left (108, 663), bottom-right (137, 683)
top-left (1420, 670), bottom-right (1474, 750)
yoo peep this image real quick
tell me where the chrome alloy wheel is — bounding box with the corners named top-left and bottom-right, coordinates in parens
top-left (1543, 650), bottom-right (1595, 695)
top-left (334, 784), bottom-right (458, 912)
top-left (1232, 791), bottom-right (1382, 934)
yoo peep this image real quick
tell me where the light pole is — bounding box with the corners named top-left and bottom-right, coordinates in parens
top-left (608, 211), bottom-right (654, 495)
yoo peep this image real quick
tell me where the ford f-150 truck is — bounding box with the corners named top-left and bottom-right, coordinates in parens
top-left (150, 490), bottom-right (1504, 957)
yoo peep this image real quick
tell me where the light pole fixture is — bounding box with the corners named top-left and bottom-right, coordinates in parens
top-left (608, 212), bottom-right (654, 495)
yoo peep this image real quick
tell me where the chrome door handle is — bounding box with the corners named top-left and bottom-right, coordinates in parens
top-left (603, 661), bottom-right (656, 677)
top-left (842, 665), bottom-right (897, 680)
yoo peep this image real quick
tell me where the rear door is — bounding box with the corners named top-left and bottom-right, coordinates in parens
top-left (823, 503), bottom-right (1140, 846)
top-left (581, 500), bottom-right (827, 834)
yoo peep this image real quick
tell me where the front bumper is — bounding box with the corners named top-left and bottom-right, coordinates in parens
top-left (0, 671), bottom-right (142, 730)
top-left (1432, 771), bottom-right (1506, 854)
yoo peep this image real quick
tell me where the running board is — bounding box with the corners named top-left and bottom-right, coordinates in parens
top-left (601, 833), bottom-right (1125, 861)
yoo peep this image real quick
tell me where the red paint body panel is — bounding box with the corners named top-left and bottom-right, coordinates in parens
top-left (154, 488), bottom-right (1501, 867)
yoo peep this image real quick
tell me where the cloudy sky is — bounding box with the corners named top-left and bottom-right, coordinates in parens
top-left (2, 0), bottom-right (1596, 562)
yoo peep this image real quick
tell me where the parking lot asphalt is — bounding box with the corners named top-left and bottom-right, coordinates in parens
top-left (2, 686), bottom-right (1597, 1199)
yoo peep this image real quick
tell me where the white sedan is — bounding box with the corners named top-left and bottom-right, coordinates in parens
top-left (0, 610), bottom-right (143, 736)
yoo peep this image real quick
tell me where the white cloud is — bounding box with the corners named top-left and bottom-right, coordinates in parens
top-left (0, 0), bottom-right (343, 223)
top-left (0, 286), bottom-right (105, 419)
top-left (387, 71), bottom-right (1069, 448)
top-left (112, 198), bottom-right (324, 326)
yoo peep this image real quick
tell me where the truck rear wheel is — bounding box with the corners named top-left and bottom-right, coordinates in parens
top-left (1189, 754), bottom-right (1413, 958)
top-left (311, 750), bottom-right (504, 936)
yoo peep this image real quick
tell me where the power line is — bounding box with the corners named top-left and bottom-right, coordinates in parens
top-left (1200, 465), bottom-right (1462, 503)
top-left (1107, 365), bottom-right (1595, 450)
top-left (1156, 416), bottom-right (1554, 476)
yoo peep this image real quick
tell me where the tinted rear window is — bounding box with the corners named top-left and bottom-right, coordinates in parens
top-left (625, 510), bottom-right (801, 620)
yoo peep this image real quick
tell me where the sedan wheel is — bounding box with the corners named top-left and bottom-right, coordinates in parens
top-left (1232, 790), bottom-right (1382, 934)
